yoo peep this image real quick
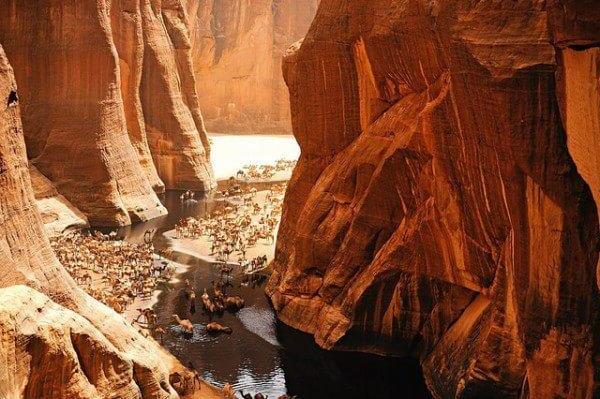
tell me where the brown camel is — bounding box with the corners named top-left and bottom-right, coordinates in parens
top-left (172, 314), bottom-right (194, 333)
top-left (153, 326), bottom-right (166, 343)
top-left (225, 295), bottom-right (245, 311)
top-left (206, 322), bottom-right (232, 335)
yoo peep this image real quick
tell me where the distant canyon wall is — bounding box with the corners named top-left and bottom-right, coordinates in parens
top-left (186, 0), bottom-right (318, 134)
top-left (0, 0), bottom-right (215, 227)
top-left (0, 44), bottom-right (194, 398)
top-left (268, 1), bottom-right (600, 398)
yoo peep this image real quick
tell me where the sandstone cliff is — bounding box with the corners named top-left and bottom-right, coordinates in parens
top-left (29, 165), bottom-right (89, 237)
top-left (267, 1), bottom-right (600, 398)
top-left (0, 0), bottom-right (215, 226)
top-left (0, 43), bottom-right (207, 399)
top-left (186, 0), bottom-right (318, 133)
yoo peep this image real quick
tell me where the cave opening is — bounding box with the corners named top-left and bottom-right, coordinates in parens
top-left (6, 89), bottom-right (17, 108)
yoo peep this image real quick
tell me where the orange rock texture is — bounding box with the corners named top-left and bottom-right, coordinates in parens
top-left (186, 0), bottom-right (318, 133)
top-left (0, 44), bottom-right (199, 398)
top-left (267, 1), bottom-right (600, 398)
top-left (0, 0), bottom-right (215, 226)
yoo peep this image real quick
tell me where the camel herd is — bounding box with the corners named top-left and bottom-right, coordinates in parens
top-left (175, 183), bottom-right (286, 270)
top-left (51, 231), bottom-right (174, 313)
top-left (236, 159), bottom-right (297, 181)
top-left (51, 172), bottom-right (297, 398)
top-left (169, 278), bottom-right (243, 338)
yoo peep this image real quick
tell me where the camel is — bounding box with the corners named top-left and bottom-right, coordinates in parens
top-left (172, 314), bottom-right (194, 333)
top-left (225, 295), bottom-right (245, 311)
top-left (134, 308), bottom-right (156, 326)
top-left (169, 372), bottom-right (194, 395)
top-left (259, 231), bottom-right (274, 244)
top-left (183, 280), bottom-right (197, 313)
top-left (212, 280), bottom-right (224, 300)
top-left (200, 288), bottom-right (223, 314)
top-left (153, 326), bottom-right (166, 343)
top-left (201, 288), bottom-right (214, 312)
top-left (205, 322), bottom-right (232, 335)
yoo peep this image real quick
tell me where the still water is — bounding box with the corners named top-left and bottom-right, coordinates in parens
top-left (115, 134), bottom-right (430, 398)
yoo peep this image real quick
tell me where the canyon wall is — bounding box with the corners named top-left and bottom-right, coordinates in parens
top-left (29, 165), bottom-right (90, 237)
top-left (186, 0), bottom-right (318, 133)
top-left (267, 1), bottom-right (600, 398)
top-left (0, 44), bottom-right (202, 398)
top-left (0, 0), bottom-right (215, 227)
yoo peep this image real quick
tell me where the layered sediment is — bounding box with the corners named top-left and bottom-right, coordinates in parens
top-left (267, 1), bottom-right (600, 398)
top-left (186, 0), bottom-right (318, 133)
top-left (0, 43), bottom-right (198, 399)
top-left (0, 0), bottom-right (215, 226)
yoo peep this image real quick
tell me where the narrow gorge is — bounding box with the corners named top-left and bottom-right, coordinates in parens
top-left (185, 0), bottom-right (319, 133)
top-left (0, 1), bottom-right (599, 399)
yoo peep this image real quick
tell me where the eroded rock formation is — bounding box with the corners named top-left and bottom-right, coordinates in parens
top-left (0, 0), bottom-right (215, 226)
top-left (29, 165), bottom-right (89, 237)
top-left (186, 0), bottom-right (318, 133)
top-left (267, 1), bottom-right (600, 398)
top-left (137, 0), bottom-right (214, 190)
top-left (0, 43), bottom-right (207, 399)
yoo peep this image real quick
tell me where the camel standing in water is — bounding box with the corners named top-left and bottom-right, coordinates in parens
top-left (172, 314), bottom-right (194, 333)
top-left (225, 295), bottom-right (245, 311)
top-left (206, 322), bottom-right (232, 335)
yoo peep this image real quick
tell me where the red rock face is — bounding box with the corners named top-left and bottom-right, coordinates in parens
top-left (0, 0), bottom-right (215, 226)
top-left (0, 44), bottom-right (190, 398)
top-left (139, 0), bottom-right (215, 191)
top-left (268, 1), bottom-right (600, 397)
top-left (186, 0), bottom-right (318, 133)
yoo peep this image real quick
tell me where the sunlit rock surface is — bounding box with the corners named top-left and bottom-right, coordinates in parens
top-left (0, 44), bottom-right (198, 399)
top-left (0, 0), bottom-right (215, 226)
top-left (267, 1), bottom-right (600, 398)
top-left (138, 0), bottom-right (215, 191)
top-left (29, 165), bottom-right (89, 237)
top-left (186, 0), bottom-right (318, 133)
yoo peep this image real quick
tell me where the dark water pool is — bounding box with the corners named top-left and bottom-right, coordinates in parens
top-left (111, 188), bottom-right (430, 399)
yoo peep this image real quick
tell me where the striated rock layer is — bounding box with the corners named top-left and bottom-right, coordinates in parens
top-left (186, 0), bottom-right (318, 133)
top-left (0, 44), bottom-right (202, 399)
top-left (267, 1), bottom-right (600, 398)
top-left (0, 0), bottom-right (215, 226)
top-left (29, 165), bottom-right (89, 238)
